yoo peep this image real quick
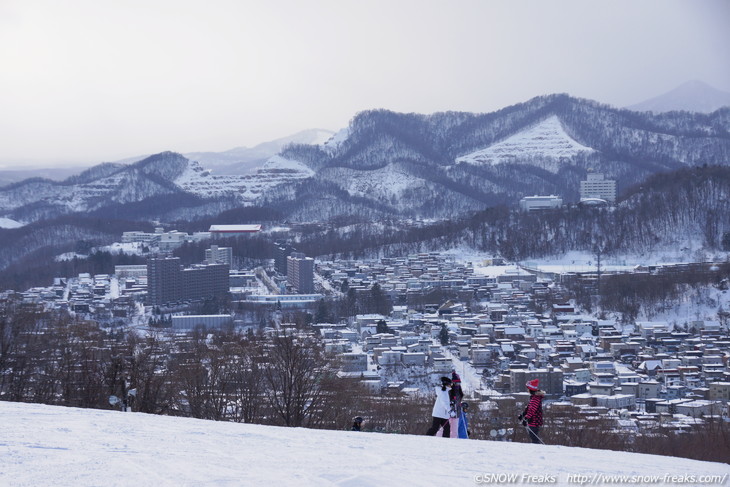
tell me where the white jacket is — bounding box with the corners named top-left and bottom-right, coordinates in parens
top-left (431, 386), bottom-right (452, 419)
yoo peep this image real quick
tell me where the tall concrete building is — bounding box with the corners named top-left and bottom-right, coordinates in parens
top-left (274, 242), bottom-right (296, 275)
top-left (181, 263), bottom-right (229, 303)
top-left (147, 257), bottom-right (229, 306)
top-left (580, 173), bottom-right (617, 203)
top-left (147, 257), bottom-right (183, 307)
top-left (205, 245), bottom-right (233, 267)
top-left (287, 252), bottom-right (314, 294)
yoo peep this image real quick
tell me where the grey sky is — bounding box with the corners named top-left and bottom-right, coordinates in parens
top-left (1, 0), bottom-right (728, 167)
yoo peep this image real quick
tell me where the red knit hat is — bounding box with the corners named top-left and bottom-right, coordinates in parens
top-left (526, 379), bottom-right (540, 391)
top-left (452, 371), bottom-right (461, 384)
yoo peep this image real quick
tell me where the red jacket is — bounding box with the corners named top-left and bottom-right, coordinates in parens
top-left (524, 391), bottom-right (544, 427)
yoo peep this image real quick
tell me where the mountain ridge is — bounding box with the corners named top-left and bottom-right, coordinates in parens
top-left (627, 80), bottom-right (730, 113)
top-left (0, 93), bottom-right (729, 224)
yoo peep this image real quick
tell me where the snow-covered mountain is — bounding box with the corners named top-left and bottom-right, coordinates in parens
top-left (0, 217), bottom-right (22, 229)
top-left (176, 153), bottom-right (314, 203)
top-left (0, 153), bottom-right (189, 222)
top-left (627, 80), bottom-right (730, 113)
top-left (3, 401), bottom-right (727, 487)
top-left (111, 128), bottom-right (336, 175)
top-left (454, 115), bottom-right (594, 172)
top-left (0, 151), bottom-right (314, 223)
top-left (269, 94), bottom-right (730, 220)
top-left (1, 94), bottom-right (729, 224)
top-left (184, 128), bottom-right (335, 174)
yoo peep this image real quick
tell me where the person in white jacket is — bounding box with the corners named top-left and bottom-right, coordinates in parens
top-left (426, 376), bottom-right (453, 436)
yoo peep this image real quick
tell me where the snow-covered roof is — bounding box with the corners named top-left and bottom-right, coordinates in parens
top-left (209, 224), bottom-right (262, 233)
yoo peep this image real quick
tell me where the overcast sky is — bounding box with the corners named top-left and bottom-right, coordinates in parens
top-left (1, 0), bottom-right (728, 167)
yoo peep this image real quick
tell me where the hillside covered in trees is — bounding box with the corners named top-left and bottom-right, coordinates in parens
top-left (1, 165), bottom-right (729, 292)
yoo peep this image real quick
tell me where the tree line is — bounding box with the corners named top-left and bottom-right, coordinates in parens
top-left (1, 299), bottom-right (727, 462)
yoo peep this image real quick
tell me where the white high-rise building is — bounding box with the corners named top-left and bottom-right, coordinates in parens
top-left (205, 245), bottom-right (233, 267)
top-left (580, 173), bottom-right (616, 203)
top-left (287, 252), bottom-right (314, 294)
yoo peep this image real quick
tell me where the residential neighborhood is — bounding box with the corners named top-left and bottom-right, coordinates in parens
top-left (9, 238), bottom-right (730, 442)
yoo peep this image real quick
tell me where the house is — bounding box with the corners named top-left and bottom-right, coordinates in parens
top-left (654, 399), bottom-right (693, 414)
top-left (637, 360), bottom-right (663, 376)
top-left (590, 361), bottom-right (615, 376)
top-left (663, 385), bottom-right (688, 400)
top-left (339, 353), bottom-right (368, 372)
top-left (588, 382), bottom-right (615, 396)
top-left (595, 394), bottom-right (636, 410)
top-left (708, 382), bottom-right (730, 401)
top-left (565, 381), bottom-right (588, 396)
top-left (674, 400), bottom-right (724, 418)
top-left (638, 380), bottom-right (661, 400)
top-left (552, 303), bottom-right (575, 315)
top-left (402, 352), bottom-right (427, 366)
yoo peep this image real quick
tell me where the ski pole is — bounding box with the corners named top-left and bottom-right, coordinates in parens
top-left (523, 424), bottom-right (545, 445)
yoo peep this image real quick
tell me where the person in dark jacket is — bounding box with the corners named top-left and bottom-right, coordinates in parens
top-left (449, 371), bottom-right (464, 412)
top-left (519, 379), bottom-right (545, 444)
top-left (351, 416), bottom-right (363, 431)
top-left (448, 371), bottom-right (464, 438)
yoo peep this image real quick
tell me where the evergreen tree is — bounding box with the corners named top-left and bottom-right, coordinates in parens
top-left (375, 319), bottom-right (390, 334)
top-left (314, 299), bottom-right (331, 324)
top-left (439, 324), bottom-right (450, 346)
top-left (369, 283), bottom-right (392, 316)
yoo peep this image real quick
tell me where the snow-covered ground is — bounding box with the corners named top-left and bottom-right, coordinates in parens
top-left (54, 252), bottom-right (88, 262)
top-left (516, 250), bottom-right (730, 325)
top-left (99, 242), bottom-right (146, 255)
top-left (455, 116), bottom-right (594, 169)
top-left (519, 249), bottom-right (729, 273)
top-left (0, 216), bottom-right (23, 228)
top-left (2, 401), bottom-right (727, 487)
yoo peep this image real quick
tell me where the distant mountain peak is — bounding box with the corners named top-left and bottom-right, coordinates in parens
top-left (626, 80), bottom-right (730, 113)
top-left (132, 151), bottom-right (192, 181)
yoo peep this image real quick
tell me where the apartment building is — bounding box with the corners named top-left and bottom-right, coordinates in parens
top-left (580, 173), bottom-right (617, 203)
top-left (287, 252), bottom-right (314, 294)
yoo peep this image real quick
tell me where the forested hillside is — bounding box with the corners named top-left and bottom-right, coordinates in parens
top-left (267, 95), bottom-right (730, 221)
top-left (1, 165), bottom-right (729, 291)
top-left (2, 95), bottom-right (727, 225)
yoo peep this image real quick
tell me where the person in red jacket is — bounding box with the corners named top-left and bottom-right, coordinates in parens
top-left (519, 379), bottom-right (545, 444)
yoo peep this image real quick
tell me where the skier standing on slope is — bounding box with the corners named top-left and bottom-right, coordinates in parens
top-left (448, 371), bottom-right (465, 438)
top-left (519, 379), bottom-right (545, 444)
top-left (351, 416), bottom-right (363, 431)
top-left (426, 376), bottom-right (453, 437)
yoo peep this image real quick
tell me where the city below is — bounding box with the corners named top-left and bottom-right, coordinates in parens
top-left (9, 223), bottom-right (730, 442)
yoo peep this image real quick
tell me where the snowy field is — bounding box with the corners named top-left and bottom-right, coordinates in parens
top-left (0, 216), bottom-right (23, 229)
top-left (1, 402), bottom-right (727, 487)
top-left (518, 249), bottom-right (729, 274)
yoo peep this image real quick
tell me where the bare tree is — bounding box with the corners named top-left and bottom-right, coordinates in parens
top-left (226, 335), bottom-right (265, 424)
top-left (119, 332), bottom-right (178, 415)
top-left (261, 333), bottom-right (334, 427)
